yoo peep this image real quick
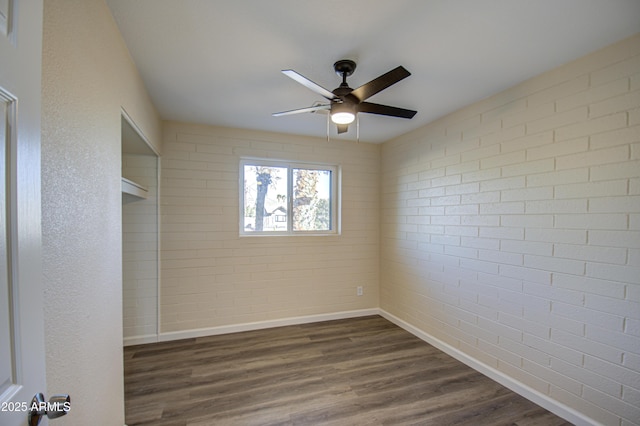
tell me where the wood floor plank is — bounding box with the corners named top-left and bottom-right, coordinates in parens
top-left (124, 316), bottom-right (573, 425)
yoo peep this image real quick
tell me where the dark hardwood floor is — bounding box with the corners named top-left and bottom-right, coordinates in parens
top-left (124, 315), bottom-right (572, 426)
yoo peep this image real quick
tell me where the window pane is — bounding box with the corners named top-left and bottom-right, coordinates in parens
top-left (292, 168), bottom-right (332, 231)
top-left (243, 165), bottom-right (288, 232)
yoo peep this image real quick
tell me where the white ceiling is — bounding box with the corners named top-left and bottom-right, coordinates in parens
top-left (106, 0), bottom-right (640, 143)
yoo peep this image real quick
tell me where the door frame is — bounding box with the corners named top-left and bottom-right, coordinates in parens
top-left (0, 0), bottom-right (46, 424)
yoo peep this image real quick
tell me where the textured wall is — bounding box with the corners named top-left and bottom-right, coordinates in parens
top-left (380, 34), bottom-right (640, 425)
top-left (41, 0), bottom-right (161, 424)
top-left (160, 122), bottom-right (380, 334)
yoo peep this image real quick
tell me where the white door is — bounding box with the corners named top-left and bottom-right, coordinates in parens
top-left (0, 0), bottom-right (47, 425)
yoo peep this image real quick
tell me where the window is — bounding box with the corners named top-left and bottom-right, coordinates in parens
top-left (240, 159), bottom-right (340, 236)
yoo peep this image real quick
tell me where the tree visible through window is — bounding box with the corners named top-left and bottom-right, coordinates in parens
top-left (240, 160), bottom-right (339, 235)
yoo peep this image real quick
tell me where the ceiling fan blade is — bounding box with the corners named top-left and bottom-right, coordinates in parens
top-left (349, 66), bottom-right (411, 102)
top-left (336, 124), bottom-right (349, 134)
top-left (358, 102), bottom-right (417, 119)
top-left (282, 70), bottom-right (337, 100)
top-left (272, 104), bottom-right (330, 117)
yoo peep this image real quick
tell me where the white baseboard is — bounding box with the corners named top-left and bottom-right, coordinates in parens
top-left (155, 308), bottom-right (379, 342)
top-left (378, 309), bottom-right (600, 426)
top-left (123, 333), bottom-right (159, 346)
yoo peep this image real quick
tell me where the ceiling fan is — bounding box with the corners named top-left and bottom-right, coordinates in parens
top-left (273, 60), bottom-right (417, 134)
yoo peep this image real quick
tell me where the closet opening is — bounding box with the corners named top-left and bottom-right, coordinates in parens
top-left (121, 112), bottom-right (160, 345)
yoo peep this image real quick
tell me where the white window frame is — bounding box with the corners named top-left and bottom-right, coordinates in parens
top-left (239, 158), bottom-right (341, 236)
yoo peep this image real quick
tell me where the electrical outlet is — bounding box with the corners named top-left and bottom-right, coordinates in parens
top-left (357, 286), bottom-right (363, 296)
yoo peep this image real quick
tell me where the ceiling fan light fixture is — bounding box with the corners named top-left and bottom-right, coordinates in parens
top-left (330, 103), bottom-right (355, 124)
top-left (331, 112), bottom-right (355, 124)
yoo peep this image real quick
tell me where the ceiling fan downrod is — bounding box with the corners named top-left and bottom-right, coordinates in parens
top-left (334, 59), bottom-right (356, 83)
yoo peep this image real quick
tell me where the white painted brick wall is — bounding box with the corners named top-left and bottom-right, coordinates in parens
top-left (380, 34), bottom-right (640, 425)
top-left (122, 154), bottom-right (158, 340)
top-left (160, 123), bottom-right (380, 332)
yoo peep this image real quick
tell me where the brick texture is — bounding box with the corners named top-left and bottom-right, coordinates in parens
top-left (381, 34), bottom-right (640, 425)
top-left (160, 123), bottom-right (380, 332)
top-left (122, 154), bottom-right (159, 340)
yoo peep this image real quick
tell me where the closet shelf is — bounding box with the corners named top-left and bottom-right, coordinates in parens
top-left (121, 177), bottom-right (148, 199)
